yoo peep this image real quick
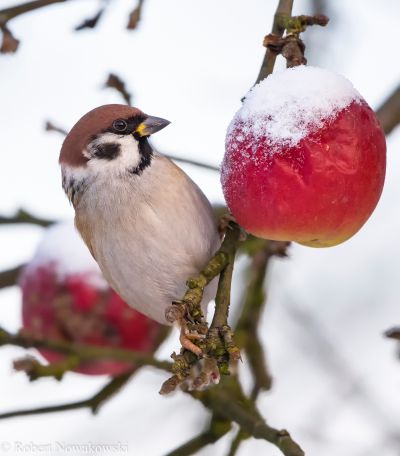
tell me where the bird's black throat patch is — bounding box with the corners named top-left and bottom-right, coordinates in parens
top-left (93, 142), bottom-right (121, 160)
top-left (129, 137), bottom-right (153, 175)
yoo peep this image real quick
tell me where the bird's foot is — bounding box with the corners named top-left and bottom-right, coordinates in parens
top-left (179, 321), bottom-right (205, 357)
top-left (159, 353), bottom-right (220, 395)
top-left (187, 357), bottom-right (220, 390)
top-left (218, 213), bottom-right (236, 238)
top-left (160, 324), bottom-right (241, 394)
top-left (165, 300), bottom-right (207, 357)
top-left (218, 213), bottom-right (246, 241)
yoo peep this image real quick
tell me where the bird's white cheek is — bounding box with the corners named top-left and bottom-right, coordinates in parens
top-left (86, 133), bottom-right (141, 176)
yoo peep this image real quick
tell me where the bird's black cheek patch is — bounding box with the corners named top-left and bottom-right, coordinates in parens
top-left (93, 143), bottom-right (121, 160)
top-left (128, 138), bottom-right (153, 175)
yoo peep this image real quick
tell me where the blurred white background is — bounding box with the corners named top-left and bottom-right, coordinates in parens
top-left (0, 0), bottom-right (399, 455)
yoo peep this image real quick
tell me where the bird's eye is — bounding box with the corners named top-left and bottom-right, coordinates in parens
top-left (112, 119), bottom-right (128, 132)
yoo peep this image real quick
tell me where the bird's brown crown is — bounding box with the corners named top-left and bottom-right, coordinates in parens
top-left (59, 104), bottom-right (145, 167)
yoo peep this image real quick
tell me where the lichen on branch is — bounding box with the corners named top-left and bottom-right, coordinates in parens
top-left (161, 222), bottom-right (242, 394)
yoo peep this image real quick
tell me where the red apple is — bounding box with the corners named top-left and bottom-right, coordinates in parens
top-left (20, 222), bottom-right (166, 375)
top-left (221, 66), bottom-right (386, 247)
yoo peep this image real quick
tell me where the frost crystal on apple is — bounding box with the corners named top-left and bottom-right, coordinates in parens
top-left (226, 66), bottom-right (363, 155)
top-left (25, 221), bottom-right (107, 289)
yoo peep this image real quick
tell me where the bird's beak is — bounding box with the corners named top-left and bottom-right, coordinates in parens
top-left (135, 116), bottom-right (170, 137)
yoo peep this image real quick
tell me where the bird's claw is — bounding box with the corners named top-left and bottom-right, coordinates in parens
top-left (179, 321), bottom-right (205, 356)
top-left (218, 213), bottom-right (246, 241)
top-left (189, 357), bottom-right (220, 390)
top-left (218, 213), bottom-right (236, 237)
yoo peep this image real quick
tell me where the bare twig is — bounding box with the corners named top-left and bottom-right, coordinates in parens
top-left (227, 429), bottom-right (250, 456)
top-left (0, 326), bottom-right (172, 372)
top-left (0, 0), bottom-right (66, 53)
top-left (104, 73), bottom-right (132, 106)
top-left (165, 414), bottom-right (231, 456)
top-left (0, 209), bottom-right (54, 227)
top-left (0, 264), bottom-right (24, 289)
top-left (256, 3), bottom-right (329, 82)
top-left (264, 33), bottom-right (306, 67)
top-left (236, 240), bottom-right (290, 395)
top-left (45, 121), bottom-right (68, 135)
top-left (0, 25), bottom-right (19, 53)
top-left (263, 14), bottom-right (329, 68)
top-left (127, 0), bottom-right (145, 30)
top-left (75, 8), bottom-right (104, 31)
top-left (285, 298), bottom-right (400, 442)
top-left (161, 153), bottom-right (219, 172)
top-left (165, 253), bottom-right (229, 324)
top-left (161, 223), bottom-right (242, 394)
top-left (0, 371), bottom-right (134, 420)
top-left (210, 223), bottom-right (242, 329)
top-left (192, 377), bottom-right (304, 456)
top-left (0, 0), bottom-right (66, 24)
top-left (376, 84), bottom-right (400, 135)
top-left (385, 327), bottom-right (400, 341)
top-left (14, 355), bottom-right (80, 381)
top-left (0, 323), bottom-right (171, 420)
top-left (0, 0), bottom-right (106, 54)
top-left (255, 0), bottom-right (294, 84)
top-left (285, 14), bottom-right (329, 31)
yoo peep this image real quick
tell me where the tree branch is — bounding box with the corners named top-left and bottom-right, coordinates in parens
top-left (210, 223), bottom-right (242, 329)
top-left (127, 0), bottom-right (145, 30)
top-left (166, 243), bottom-right (232, 325)
top-left (235, 240), bottom-right (290, 394)
top-left (161, 153), bottom-right (219, 172)
top-left (13, 354), bottom-right (80, 381)
top-left (0, 370), bottom-right (134, 420)
top-left (103, 73), bottom-right (133, 106)
top-left (376, 84), bottom-right (400, 135)
top-left (385, 326), bottom-right (400, 341)
top-left (0, 0), bottom-right (66, 24)
top-left (0, 264), bottom-right (24, 289)
top-left (165, 414), bottom-right (231, 456)
top-left (255, 0), bottom-right (294, 84)
top-left (74, 7), bottom-right (104, 31)
top-left (226, 429), bottom-right (250, 456)
top-left (0, 209), bottom-right (54, 227)
top-left (0, 326), bottom-right (172, 372)
top-left (161, 222), bottom-right (242, 394)
top-left (45, 120), bottom-right (68, 135)
top-left (192, 378), bottom-right (304, 456)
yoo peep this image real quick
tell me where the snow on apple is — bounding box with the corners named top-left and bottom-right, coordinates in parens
top-left (221, 66), bottom-right (386, 247)
top-left (19, 222), bottom-right (164, 376)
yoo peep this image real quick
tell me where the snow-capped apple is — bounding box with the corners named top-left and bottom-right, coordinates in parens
top-left (19, 222), bottom-right (165, 376)
top-left (221, 66), bottom-right (386, 247)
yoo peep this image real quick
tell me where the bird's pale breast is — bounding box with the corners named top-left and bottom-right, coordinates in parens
top-left (75, 155), bottom-right (220, 324)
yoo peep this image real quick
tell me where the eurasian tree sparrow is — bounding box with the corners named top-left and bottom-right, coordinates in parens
top-left (59, 105), bottom-right (220, 339)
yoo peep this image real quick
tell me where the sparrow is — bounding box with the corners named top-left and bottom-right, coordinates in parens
top-left (59, 104), bottom-right (221, 349)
